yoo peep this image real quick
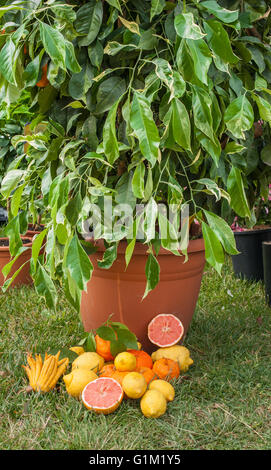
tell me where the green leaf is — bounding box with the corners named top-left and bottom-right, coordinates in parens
top-left (22, 53), bottom-right (42, 87)
top-left (68, 64), bottom-right (93, 100)
top-left (118, 16), bottom-right (140, 36)
top-left (116, 329), bottom-right (138, 349)
top-left (150, 0), bottom-right (166, 20)
top-left (144, 198), bottom-right (158, 243)
top-left (130, 91), bottom-right (160, 167)
top-left (253, 94), bottom-right (271, 126)
top-left (10, 184), bottom-right (25, 217)
top-left (200, 1), bottom-right (239, 24)
top-left (224, 95), bottom-right (254, 139)
top-left (64, 270), bottom-right (82, 313)
top-left (125, 238), bottom-right (136, 268)
top-left (202, 221), bottom-right (224, 275)
top-left (75, 1), bottom-right (103, 47)
top-left (96, 325), bottom-right (116, 341)
top-left (31, 229), bottom-right (48, 272)
top-left (132, 162), bottom-right (145, 199)
top-left (261, 144), bottom-right (271, 166)
top-left (65, 235), bottom-right (93, 291)
top-left (65, 41), bottom-right (81, 74)
top-left (39, 22), bottom-right (66, 69)
top-left (143, 253), bottom-right (160, 299)
top-left (227, 166), bottom-right (251, 218)
top-left (97, 244), bottom-right (118, 269)
top-left (204, 20), bottom-right (238, 64)
top-left (95, 76), bottom-right (126, 114)
top-left (2, 246), bottom-right (29, 279)
top-left (169, 98), bottom-right (191, 150)
top-left (175, 13), bottom-right (205, 40)
top-left (105, 0), bottom-right (122, 11)
top-left (103, 98), bottom-right (120, 164)
top-left (1, 169), bottom-right (25, 198)
top-left (186, 39), bottom-right (212, 86)
top-left (34, 262), bottom-right (57, 311)
top-left (0, 38), bottom-right (16, 84)
top-left (203, 210), bottom-right (238, 255)
top-left (192, 86), bottom-right (214, 142)
top-left (224, 142), bottom-right (246, 154)
top-left (115, 172), bottom-right (136, 209)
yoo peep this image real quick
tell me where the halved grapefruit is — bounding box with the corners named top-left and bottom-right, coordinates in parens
top-left (147, 314), bottom-right (184, 348)
top-left (82, 377), bottom-right (124, 414)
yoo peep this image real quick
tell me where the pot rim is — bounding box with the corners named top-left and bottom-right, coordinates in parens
top-left (86, 237), bottom-right (205, 255)
top-left (233, 227), bottom-right (271, 236)
top-left (0, 236), bottom-right (32, 252)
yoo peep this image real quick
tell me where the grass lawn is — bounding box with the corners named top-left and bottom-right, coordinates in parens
top-left (1, 257), bottom-right (271, 450)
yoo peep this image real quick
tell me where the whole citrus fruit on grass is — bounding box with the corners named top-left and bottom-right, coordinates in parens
top-left (114, 352), bottom-right (136, 372)
top-left (99, 364), bottom-right (115, 378)
top-left (140, 389), bottom-right (167, 418)
top-left (152, 358), bottom-right (180, 381)
top-left (137, 367), bottom-right (157, 385)
top-left (149, 379), bottom-right (175, 402)
top-left (95, 335), bottom-right (114, 361)
top-left (63, 369), bottom-right (98, 398)
top-left (148, 313), bottom-right (184, 347)
top-left (151, 345), bottom-right (193, 372)
top-left (82, 377), bottom-right (124, 414)
top-left (127, 349), bottom-right (153, 370)
top-left (122, 372), bottom-right (147, 399)
top-left (72, 352), bottom-right (104, 374)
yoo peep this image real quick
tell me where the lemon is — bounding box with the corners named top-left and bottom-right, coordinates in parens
top-left (63, 369), bottom-right (98, 398)
top-left (69, 346), bottom-right (85, 356)
top-left (151, 345), bottom-right (193, 372)
top-left (114, 352), bottom-right (136, 372)
top-left (72, 352), bottom-right (104, 373)
top-left (140, 389), bottom-right (167, 418)
top-left (122, 372), bottom-right (147, 399)
top-left (149, 379), bottom-right (175, 402)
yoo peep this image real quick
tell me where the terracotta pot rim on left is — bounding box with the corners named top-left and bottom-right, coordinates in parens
top-left (0, 236), bottom-right (32, 252)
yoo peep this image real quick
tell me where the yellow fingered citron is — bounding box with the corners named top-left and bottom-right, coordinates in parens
top-left (151, 345), bottom-right (193, 373)
top-left (72, 352), bottom-right (104, 373)
top-left (69, 346), bottom-right (85, 356)
top-left (140, 389), bottom-right (167, 418)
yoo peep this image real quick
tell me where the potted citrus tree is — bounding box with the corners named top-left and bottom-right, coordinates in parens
top-left (0, 0), bottom-right (270, 348)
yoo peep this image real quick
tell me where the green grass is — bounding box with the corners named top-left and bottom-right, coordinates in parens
top-left (1, 258), bottom-right (271, 450)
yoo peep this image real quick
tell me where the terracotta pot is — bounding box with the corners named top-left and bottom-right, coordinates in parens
top-left (25, 224), bottom-right (44, 238)
top-left (0, 237), bottom-right (33, 287)
top-left (80, 238), bottom-right (205, 352)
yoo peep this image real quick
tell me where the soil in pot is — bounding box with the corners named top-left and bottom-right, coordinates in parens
top-left (232, 227), bottom-right (271, 282)
top-left (0, 237), bottom-right (33, 287)
top-left (80, 238), bottom-right (205, 353)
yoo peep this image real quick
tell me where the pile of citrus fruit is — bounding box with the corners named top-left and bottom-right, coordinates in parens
top-left (62, 313), bottom-right (194, 419)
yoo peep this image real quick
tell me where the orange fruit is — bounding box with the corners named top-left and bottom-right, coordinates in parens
top-left (112, 370), bottom-right (129, 386)
top-left (137, 367), bottom-right (157, 385)
top-left (36, 64), bottom-right (49, 88)
top-left (95, 334), bottom-right (114, 361)
top-left (99, 364), bottom-right (115, 378)
top-left (99, 364), bottom-right (129, 385)
top-left (152, 358), bottom-right (180, 381)
top-left (127, 349), bottom-right (153, 370)
top-left (82, 377), bottom-right (124, 415)
top-left (148, 314), bottom-right (184, 348)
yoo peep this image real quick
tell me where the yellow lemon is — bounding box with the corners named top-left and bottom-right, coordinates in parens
top-left (69, 346), bottom-right (85, 356)
top-left (122, 372), bottom-right (147, 399)
top-left (151, 345), bottom-right (193, 373)
top-left (63, 369), bottom-right (98, 398)
top-left (137, 342), bottom-right (142, 350)
top-left (149, 379), bottom-right (175, 402)
top-left (140, 389), bottom-right (167, 418)
top-left (72, 352), bottom-right (104, 373)
top-left (114, 352), bottom-right (136, 372)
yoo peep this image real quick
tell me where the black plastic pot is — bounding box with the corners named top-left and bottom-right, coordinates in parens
top-left (231, 228), bottom-right (271, 282)
top-left (262, 242), bottom-right (271, 306)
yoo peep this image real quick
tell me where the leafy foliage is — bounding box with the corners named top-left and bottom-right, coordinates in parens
top-left (0, 0), bottom-right (270, 310)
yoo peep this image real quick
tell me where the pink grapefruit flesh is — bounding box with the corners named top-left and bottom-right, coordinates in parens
top-left (148, 313), bottom-right (184, 347)
top-left (82, 377), bottom-right (124, 415)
